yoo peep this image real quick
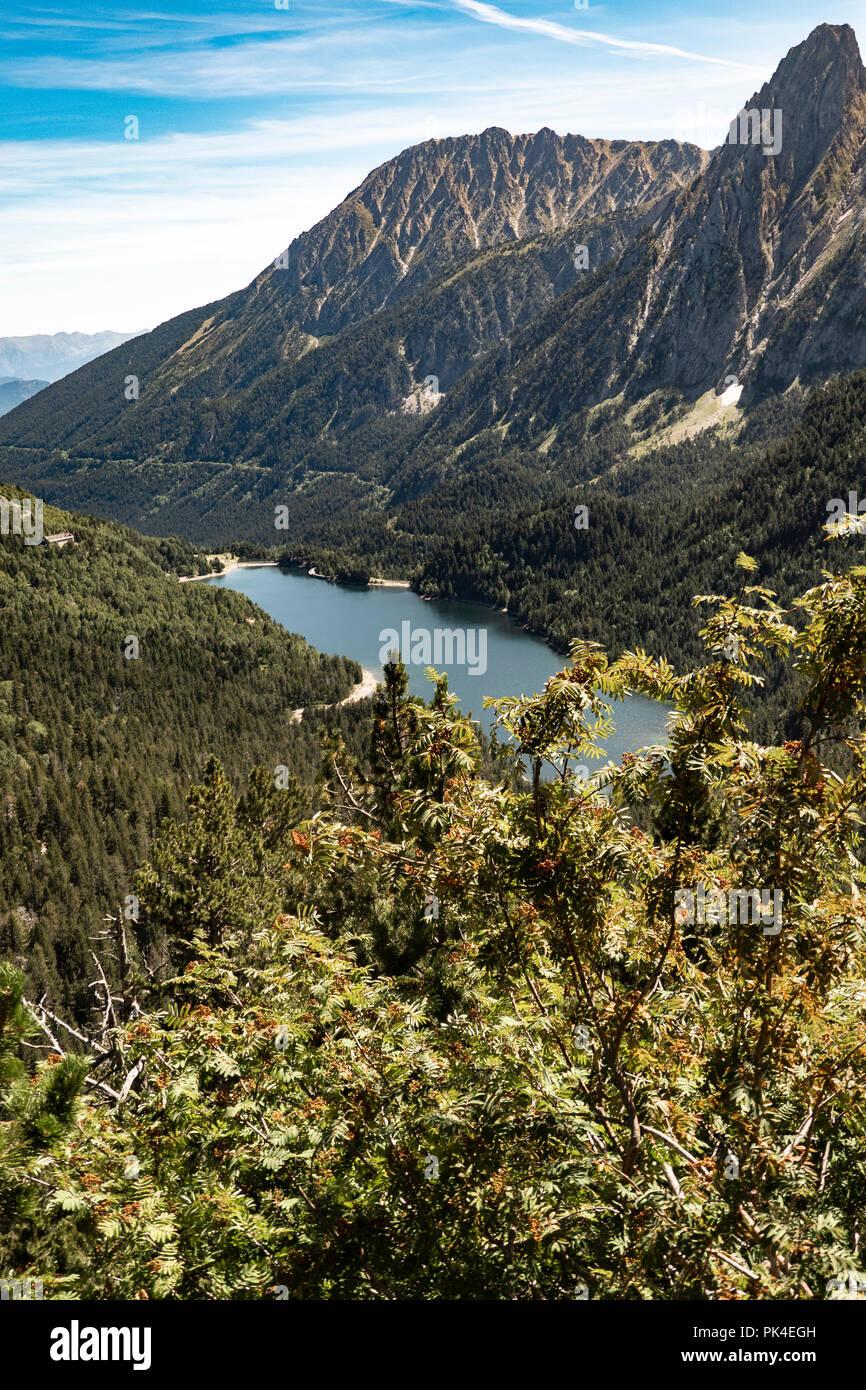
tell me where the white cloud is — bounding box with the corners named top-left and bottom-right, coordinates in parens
top-left (450, 0), bottom-right (765, 73)
top-left (0, 121), bottom-right (378, 333)
top-left (0, 21), bottom-right (439, 98)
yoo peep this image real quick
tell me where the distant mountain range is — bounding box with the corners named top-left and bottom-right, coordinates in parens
top-left (0, 22), bottom-right (864, 672)
top-left (0, 378), bottom-right (48, 416)
top-left (0, 330), bottom-right (141, 385)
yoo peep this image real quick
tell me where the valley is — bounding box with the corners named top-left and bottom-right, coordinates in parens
top-left (2, 10), bottom-right (866, 1320)
top-left (2, 25), bottom-right (866, 729)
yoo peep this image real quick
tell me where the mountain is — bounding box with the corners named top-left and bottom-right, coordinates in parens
top-left (0, 132), bottom-right (705, 529)
top-left (0, 378), bottom-right (47, 416)
top-left (260, 127), bottom-right (707, 337)
top-left (0, 330), bottom-right (142, 384)
top-left (457, 21), bottom-right (866, 424)
top-left (1, 25), bottom-right (864, 591)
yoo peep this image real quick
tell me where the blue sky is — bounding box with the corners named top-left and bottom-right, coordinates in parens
top-left (0, 0), bottom-right (861, 334)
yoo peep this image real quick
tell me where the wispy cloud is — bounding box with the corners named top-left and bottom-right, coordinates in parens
top-left (450, 0), bottom-right (765, 73)
top-left (0, 25), bottom-right (439, 97)
top-left (0, 110), bottom-right (420, 333)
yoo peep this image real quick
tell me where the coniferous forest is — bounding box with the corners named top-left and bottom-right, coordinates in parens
top-left (0, 489), bottom-right (366, 1023)
top-left (2, 553), bottom-right (866, 1307)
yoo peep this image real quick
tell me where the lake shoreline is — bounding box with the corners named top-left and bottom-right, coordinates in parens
top-left (307, 565), bottom-right (410, 588)
top-left (192, 561), bottom-right (672, 767)
top-left (187, 553), bottom-right (570, 658)
top-left (182, 557), bottom-right (412, 590)
top-left (179, 559), bottom-right (278, 583)
top-left (290, 666), bottom-right (379, 722)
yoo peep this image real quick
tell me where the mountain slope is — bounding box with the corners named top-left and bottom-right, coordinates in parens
top-left (0, 132), bottom-right (705, 473)
top-left (415, 363), bottom-right (866, 735)
top-left (0, 489), bottom-right (364, 1021)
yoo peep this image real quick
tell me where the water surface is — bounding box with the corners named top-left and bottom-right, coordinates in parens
top-left (208, 566), bottom-right (671, 769)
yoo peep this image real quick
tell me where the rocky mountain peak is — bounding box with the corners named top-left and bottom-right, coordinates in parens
top-left (716, 23), bottom-right (866, 190)
top-left (604, 22), bottom-right (866, 402)
top-left (770, 21), bottom-right (865, 99)
top-left (258, 126), bottom-right (707, 337)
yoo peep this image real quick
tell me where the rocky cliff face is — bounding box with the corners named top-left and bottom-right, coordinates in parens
top-left (258, 128), bottom-right (707, 336)
top-left (432, 22), bottom-right (866, 442)
top-left (637, 22), bottom-right (866, 397)
top-left (144, 127), bottom-right (707, 393)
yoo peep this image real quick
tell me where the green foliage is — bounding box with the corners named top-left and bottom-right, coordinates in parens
top-left (0, 489), bottom-right (366, 1022)
top-left (2, 555), bottom-right (864, 1299)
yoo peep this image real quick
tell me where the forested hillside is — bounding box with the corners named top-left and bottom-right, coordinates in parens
top-left (2, 558), bottom-right (865, 1300)
top-left (414, 368), bottom-right (866, 733)
top-left (0, 489), bottom-right (366, 1023)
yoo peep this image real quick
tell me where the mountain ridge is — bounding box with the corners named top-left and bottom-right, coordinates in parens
top-left (0, 378), bottom-right (48, 417)
top-left (2, 23), bottom-right (866, 560)
top-left (0, 130), bottom-right (707, 463)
